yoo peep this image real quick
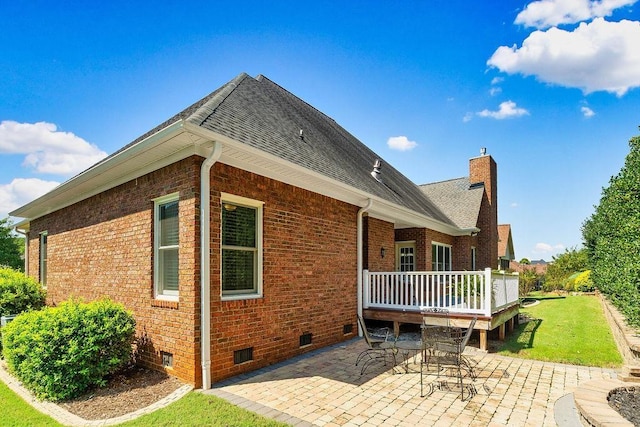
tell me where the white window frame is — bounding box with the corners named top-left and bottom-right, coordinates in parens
top-left (220, 193), bottom-right (264, 301)
top-left (154, 193), bottom-right (180, 301)
top-left (431, 242), bottom-right (452, 272)
top-left (39, 231), bottom-right (48, 287)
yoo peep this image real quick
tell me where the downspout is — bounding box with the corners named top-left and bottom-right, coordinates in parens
top-left (200, 141), bottom-right (222, 390)
top-left (356, 199), bottom-right (373, 336)
top-left (15, 227), bottom-right (28, 274)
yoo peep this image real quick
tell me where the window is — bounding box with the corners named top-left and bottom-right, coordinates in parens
top-left (39, 232), bottom-right (48, 286)
top-left (221, 193), bottom-right (263, 299)
top-left (431, 242), bottom-right (452, 271)
top-left (154, 194), bottom-right (179, 299)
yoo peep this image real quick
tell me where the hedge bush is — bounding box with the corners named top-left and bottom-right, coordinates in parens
top-left (583, 134), bottom-right (640, 328)
top-left (2, 298), bottom-right (136, 401)
top-left (0, 266), bottom-right (45, 316)
top-left (0, 266), bottom-right (45, 354)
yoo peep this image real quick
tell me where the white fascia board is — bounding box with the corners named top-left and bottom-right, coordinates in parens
top-left (9, 120), bottom-right (197, 221)
top-left (184, 123), bottom-right (464, 235)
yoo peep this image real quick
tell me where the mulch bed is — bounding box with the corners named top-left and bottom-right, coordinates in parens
top-left (608, 386), bottom-right (640, 426)
top-left (58, 366), bottom-right (185, 420)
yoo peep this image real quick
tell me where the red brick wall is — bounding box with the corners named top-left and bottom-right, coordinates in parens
top-left (363, 216), bottom-right (395, 271)
top-left (469, 155), bottom-right (498, 270)
top-left (207, 163), bottom-right (358, 383)
top-left (394, 228), bottom-right (428, 270)
top-left (26, 157), bottom-right (360, 387)
top-left (27, 157), bottom-right (201, 384)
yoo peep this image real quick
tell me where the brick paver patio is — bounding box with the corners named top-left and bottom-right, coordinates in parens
top-left (206, 338), bottom-right (616, 426)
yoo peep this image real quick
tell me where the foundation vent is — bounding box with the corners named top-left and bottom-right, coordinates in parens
top-left (234, 347), bottom-right (254, 365)
top-left (299, 332), bottom-right (313, 347)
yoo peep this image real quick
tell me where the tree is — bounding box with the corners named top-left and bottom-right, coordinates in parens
top-left (519, 258), bottom-right (531, 265)
top-left (582, 132), bottom-right (640, 327)
top-left (544, 247), bottom-right (589, 291)
top-left (0, 217), bottom-right (24, 271)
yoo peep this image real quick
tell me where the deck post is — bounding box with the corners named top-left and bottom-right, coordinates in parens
top-left (479, 329), bottom-right (488, 351)
top-left (499, 323), bottom-right (506, 340)
top-left (484, 268), bottom-right (493, 316)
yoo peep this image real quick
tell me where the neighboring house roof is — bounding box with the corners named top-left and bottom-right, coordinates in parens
top-left (418, 177), bottom-right (484, 229)
top-left (497, 224), bottom-right (515, 260)
top-left (11, 73), bottom-right (475, 235)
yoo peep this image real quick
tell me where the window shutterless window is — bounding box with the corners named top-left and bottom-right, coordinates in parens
top-left (39, 231), bottom-right (48, 286)
top-left (154, 194), bottom-right (179, 299)
top-left (431, 242), bottom-right (452, 271)
top-left (221, 193), bottom-right (263, 299)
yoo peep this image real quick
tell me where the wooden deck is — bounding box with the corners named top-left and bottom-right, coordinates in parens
top-left (363, 303), bottom-right (519, 351)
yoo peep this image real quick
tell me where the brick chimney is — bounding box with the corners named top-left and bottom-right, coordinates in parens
top-left (469, 148), bottom-right (498, 270)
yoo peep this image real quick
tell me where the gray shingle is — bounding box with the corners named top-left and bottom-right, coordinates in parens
top-left (419, 177), bottom-right (483, 229)
top-left (191, 73), bottom-right (452, 224)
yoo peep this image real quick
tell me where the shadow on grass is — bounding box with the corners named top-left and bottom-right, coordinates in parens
top-left (498, 316), bottom-right (543, 354)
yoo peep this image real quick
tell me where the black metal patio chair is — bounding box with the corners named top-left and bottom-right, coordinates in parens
top-left (355, 316), bottom-right (397, 375)
top-left (430, 316), bottom-right (478, 400)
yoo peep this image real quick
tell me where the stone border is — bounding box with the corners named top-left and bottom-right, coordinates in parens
top-left (574, 379), bottom-right (634, 427)
top-left (598, 293), bottom-right (640, 365)
top-left (0, 362), bottom-right (192, 426)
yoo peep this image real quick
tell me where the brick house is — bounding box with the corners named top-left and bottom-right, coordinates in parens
top-left (11, 73), bottom-right (508, 388)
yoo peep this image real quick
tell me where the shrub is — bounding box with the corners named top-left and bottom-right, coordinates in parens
top-left (2, 298), bottom-right (136, 401)
top-left (0, 267), bottom-right (45, 354)
top-left (0, 266), bottom-right (45, 316)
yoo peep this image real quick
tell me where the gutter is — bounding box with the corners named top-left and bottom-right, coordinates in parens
top-left (14, 227), bottom-right (28, 274)
top-left (356, 199), bottom-right (373, 336)
top-left (199, 141), bottom-right (223, 390)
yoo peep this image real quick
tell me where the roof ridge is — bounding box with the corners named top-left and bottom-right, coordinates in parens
top-left (419, 176), bottom-right (468, 187)
top-left (187, 72), bottom-right (250, 126)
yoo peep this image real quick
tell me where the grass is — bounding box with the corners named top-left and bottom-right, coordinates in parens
top-left (0, 373), bottom-right (285, 427)
top-left (498, 294), bottom-right (623, 367)
top-left (0, 380), bottom-right (63, 427)
top-left (120, 392), bottom-right (288, 426)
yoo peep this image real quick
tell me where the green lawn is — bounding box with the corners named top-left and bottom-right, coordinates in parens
top-left (0, 380), bottom-right (287, 427)
top-left (0, 380), bottom-right (63, 427)
top-left (498, 294), bottom-right (623, 367)
top-left (120, 392), bottom-right (287, 426)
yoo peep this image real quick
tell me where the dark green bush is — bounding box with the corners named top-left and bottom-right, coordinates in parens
top-left (0, 266), bottom-right (45, 316)
top-left (2, 298), bottom-right (136, 401)
top-left (0, 266), bottom-right (45, 354)
top-left (583, 134), bottom-right (640, 328)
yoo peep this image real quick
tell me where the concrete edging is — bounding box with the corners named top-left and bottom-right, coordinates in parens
top-left (0, 362), bottom-right (192, 426)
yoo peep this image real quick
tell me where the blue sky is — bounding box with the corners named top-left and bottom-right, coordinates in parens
top-left (1, 0), bottom-right (639, 262)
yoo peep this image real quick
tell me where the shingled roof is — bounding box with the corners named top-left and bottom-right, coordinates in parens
top-left (190, 73), bottom-right (453, 223)
top-left (418, 177), bottom-right (484, 229)
top-left (12, 73), bottom-right (459, 229)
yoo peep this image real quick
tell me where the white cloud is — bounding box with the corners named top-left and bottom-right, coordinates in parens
top-left (0, 178), bottom-right (60, 218)
top-left (489, 87), bottom-right (503, 96)
top-left (581, 106), bottom-right (596, 117)
top-left (387, 136), bottom-right (418, 151)
top-left (510, 202), bottom-right (519, 208)
top-left (0, 121), bottom-right (107, 176)
top-left (533, 242), bottom-right (566, 255)
top-left (463, 113), bottom-right (475, 123)
top-left (477, 101), bottom-right (530, 119)
top-left (515, 0), bottom-right (637, 29)
top-left (491, 77), bottom-right (505, 85)
top-left (488, 18), bottom-right (640, 96)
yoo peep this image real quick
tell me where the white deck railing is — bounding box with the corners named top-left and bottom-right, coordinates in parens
top-left (362, 268), bottom-right (519, 317)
